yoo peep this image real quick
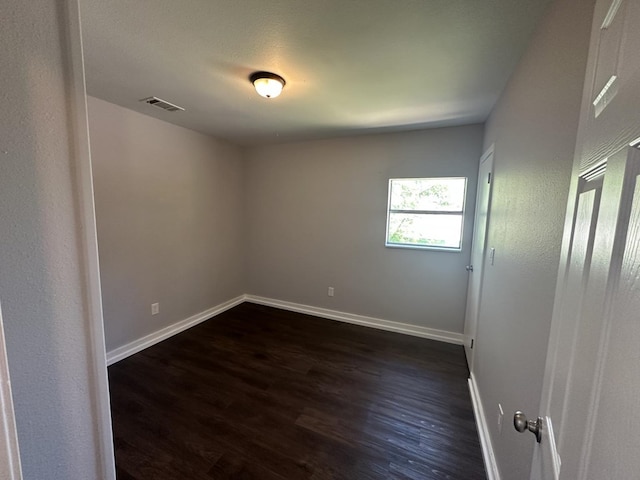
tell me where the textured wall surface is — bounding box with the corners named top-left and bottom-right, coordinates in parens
top-left (474, 0), bottom-right (596, 477)
top-left (88, 97), bottom-right (245, 351)
top-left (244, 125), bottom-right (484, 333)
top-left (0, 1), bottom-right (112, 478)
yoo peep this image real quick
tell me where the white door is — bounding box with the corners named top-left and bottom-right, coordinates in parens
top-left (520, 0), bottom-right (640, 478)
top-left (463, 146), bottom-right (494, 371)
top-left (0, 302), bottom-right (22, 480)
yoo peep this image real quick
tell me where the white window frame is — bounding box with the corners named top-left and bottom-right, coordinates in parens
top-left (385, 177), bottom-right (467, 252)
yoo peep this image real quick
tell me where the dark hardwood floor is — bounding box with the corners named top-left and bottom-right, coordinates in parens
top-left (108, 303), bottom-right (486, 479)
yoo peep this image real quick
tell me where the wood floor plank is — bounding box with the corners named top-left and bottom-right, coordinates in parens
top-left (109, 303), bottom-right (486, 479)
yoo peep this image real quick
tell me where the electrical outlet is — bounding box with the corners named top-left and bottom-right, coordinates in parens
top-left (151, 303), bottom-right (159, 315)
top-left (328, 287), bottom-right (334, 297)
top-left (497, 403), bottom-right (504, 434)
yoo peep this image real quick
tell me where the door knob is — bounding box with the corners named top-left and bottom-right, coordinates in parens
top-left (466, 265), bottom-right (474, 272)
top-left (513, 411), bottom-right (542, 443)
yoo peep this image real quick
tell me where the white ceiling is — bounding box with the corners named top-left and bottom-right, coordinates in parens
top-left (80, 0), bottom-right (553, 146)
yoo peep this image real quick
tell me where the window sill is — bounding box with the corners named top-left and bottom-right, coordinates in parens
top-left (385, 242), bottom-right (462, 253)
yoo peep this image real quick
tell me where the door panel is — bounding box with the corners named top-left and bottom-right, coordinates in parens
top-left (550, 182), bottom-right (600, 427)
top-left (463, 147), bottom-right (493, 371)
top-left (531, 167), bottom-right (604, 480)
top-left (579, 0), bottom-right (640, 170)
top-left (582, 159), bottom-right (640, 479)
top-left (533, 145), bottom-right (640, 480)
top-left (554, 148), bottom-right (638, 478)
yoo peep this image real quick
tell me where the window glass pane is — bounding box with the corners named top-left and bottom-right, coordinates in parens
top-left (390, 178), bottom-right (466, 211)
top-left (387, 213), bottom-right (463, 249)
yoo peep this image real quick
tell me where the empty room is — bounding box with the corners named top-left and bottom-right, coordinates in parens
top-left (3, 0), bottom-right (640, 479)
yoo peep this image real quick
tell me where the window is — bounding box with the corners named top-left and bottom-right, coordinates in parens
top-left (386, 177), bottom-right (467, 250)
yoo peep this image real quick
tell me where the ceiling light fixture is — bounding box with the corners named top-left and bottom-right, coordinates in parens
top-left (250, 71), bottom-right (286, 99)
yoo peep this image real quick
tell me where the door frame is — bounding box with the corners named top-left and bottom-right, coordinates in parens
top-left (63, 1), bottom-right (116, 477)
top-left (0, 302), bottom-right (22, 480)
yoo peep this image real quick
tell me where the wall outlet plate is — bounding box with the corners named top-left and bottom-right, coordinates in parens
top-left (151, 303), bottom-right (159, 315)
top-left (328, 287), bottom-right (334, 297)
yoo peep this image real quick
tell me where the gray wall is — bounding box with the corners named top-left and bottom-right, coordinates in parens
top-left (244, 125), bottom-right (484, 333)
top-left (88, 97), bottom-right (245, 352)
top-left (473, 0), bottom-right (595, 477)
top-left (0, 1), bottom-right (112, 478)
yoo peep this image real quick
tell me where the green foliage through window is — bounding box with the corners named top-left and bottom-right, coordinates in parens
top-left (386, 178), bottom-right (467, 250)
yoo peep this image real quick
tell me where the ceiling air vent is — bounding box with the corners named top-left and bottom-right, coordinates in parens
top-left (140, 96), bottom-right (185, 112)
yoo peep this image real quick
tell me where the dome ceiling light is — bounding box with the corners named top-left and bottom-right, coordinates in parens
top-left (249, 71), bottom-right (286, 99)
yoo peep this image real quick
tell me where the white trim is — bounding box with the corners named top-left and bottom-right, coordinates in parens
top-left (107, 296), bottom-right (245, 365)
top-left (65, 1), bottom-right (116, 477)
top-left (245, 295), bottom-right (464, 345)
top-left (544, 416), bottom-right (561, 479)
top-left (0, 303), bottom-right (22, 480)
top-left (107, 294), bottom-right (465, 366)
top-left (469, 373), bottom-right (501, 480)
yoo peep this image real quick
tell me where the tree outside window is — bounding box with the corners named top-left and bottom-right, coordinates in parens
top-left (386, 177), bottom-right (467, 250)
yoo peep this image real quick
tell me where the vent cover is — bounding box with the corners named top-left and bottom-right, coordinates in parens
top-left (140, 96), bottom-right (185, 112)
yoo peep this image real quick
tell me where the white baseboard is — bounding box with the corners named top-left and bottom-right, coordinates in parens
top-left (108, 294), bottom-right (464, 365)
top-left (244, 295), bottom-right (463, 345)
top-left (106, 295), bottom-right (245, 365)
top-left (469, 373), bottom-right (501, 480)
